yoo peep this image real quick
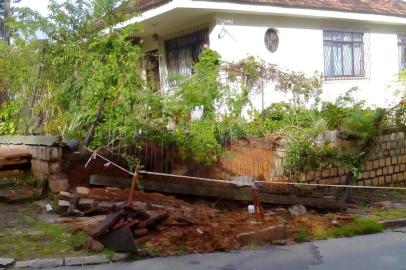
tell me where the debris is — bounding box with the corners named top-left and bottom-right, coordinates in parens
top-left (89, 211), bottom-right (123, 238)
top-left (76, 187), bottom-right (90, 195)
top-left (99, 228), bottom-right (137, 253)
top-left (59, 191), bottom-right (75, 201)
top-left (247, 205), bottom-right (255, 214)
top-left (78, 198), bottom-right (95, 210)
top-left (45, 204), bottom-right (53, 212)
top-left (0, 258), bottom-right (15, 267)
top-left (288, 205), bottom-right (307, 216)
top-left (48, 174), bottom-right (69, 193)
top-left (85, 236), bottom-right (104, 252)
top-left (196, 227), bottom-right (204, 235)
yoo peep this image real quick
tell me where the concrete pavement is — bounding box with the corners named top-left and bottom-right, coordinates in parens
top-left (46, 229), bottom-right (406, 270)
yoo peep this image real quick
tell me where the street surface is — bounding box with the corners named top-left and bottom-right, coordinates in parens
top-left (48, 229), bottom-right (406, 270)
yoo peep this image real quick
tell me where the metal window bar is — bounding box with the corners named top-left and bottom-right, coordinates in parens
top-left (398, 34), bottom-right (406, 70)
top-left (323, 30), bottom-right (369, 80)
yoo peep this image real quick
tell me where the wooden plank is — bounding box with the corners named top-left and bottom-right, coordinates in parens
top-left (0, 158), bottom-right (29, 165)
top-left (89, 174), bottom-right (132, 188)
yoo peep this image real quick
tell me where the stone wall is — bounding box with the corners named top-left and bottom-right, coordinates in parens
top-left (0, 135), bottom-right (67, 192)
top-left (298, 129), bottom-right (406, 187)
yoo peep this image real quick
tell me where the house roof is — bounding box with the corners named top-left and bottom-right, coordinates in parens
top-left (136, 0), bottom-right (406, 18)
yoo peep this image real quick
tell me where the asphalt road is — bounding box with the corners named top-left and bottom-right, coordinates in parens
top-left (49, 229), bottom-right (406, 270)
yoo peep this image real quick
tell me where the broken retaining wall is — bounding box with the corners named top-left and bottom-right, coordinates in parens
top-left (211, 127), bottom-right (406, 187)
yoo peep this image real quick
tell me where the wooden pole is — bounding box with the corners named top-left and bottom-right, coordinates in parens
top-left (127, 167), bottom-right (139, 207)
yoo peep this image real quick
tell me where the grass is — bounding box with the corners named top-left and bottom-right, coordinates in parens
top-left (313, 218), bottom-right (384, 240)
top-left (0, 215), bottom-right (89, 260)
top-left (368, 208), bottom-right (406, 221)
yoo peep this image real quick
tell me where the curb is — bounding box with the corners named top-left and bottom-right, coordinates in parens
top-left (2, 253), bottom-right (129, 269)
top-left (378, 219), bottom-right (406, 229)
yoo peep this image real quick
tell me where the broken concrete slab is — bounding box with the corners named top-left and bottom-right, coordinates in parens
top-left (64, 255), bottom-right (109, 266)
top-left (237, 225), bottom-right (286, 246)
top-left (0, 258), bottom-right (15, 267)
top-left (14, 259), bottom-right (63, 268)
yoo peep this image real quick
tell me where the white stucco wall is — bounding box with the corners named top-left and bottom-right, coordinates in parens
top-left (209, 13), bottom-right (405, 109)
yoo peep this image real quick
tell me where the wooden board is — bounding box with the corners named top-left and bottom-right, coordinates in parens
top-left (0, 149), bottom-right (31, 160)
top-left (0, 158), bottom-right (29, 166)
top-left (89, 175), bottom-right (132, 188)
top-left (0, 170), bottom-right (23, 177)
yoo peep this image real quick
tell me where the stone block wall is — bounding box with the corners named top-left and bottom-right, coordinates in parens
top-left (0, 135), bottom-right (67, 192)
top-left (299, 129), bottom-right (406, 187)
top-left (28, 146), bottom-right (63, 180)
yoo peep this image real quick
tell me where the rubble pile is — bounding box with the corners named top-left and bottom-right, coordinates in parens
top-left (58, 186), bottom-right (283, 254)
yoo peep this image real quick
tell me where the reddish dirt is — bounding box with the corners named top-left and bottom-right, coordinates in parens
top-left (62, 151), bottom-right (129, 187)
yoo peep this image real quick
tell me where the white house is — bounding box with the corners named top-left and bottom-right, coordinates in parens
top-left (119, 0), bottom-right (406, 108)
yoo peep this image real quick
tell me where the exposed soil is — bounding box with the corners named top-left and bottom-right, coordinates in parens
top-left (62, 151), bottom-right (129, 188)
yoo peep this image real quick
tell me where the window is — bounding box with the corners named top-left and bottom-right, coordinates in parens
top-left (323, 30), bottom-right (365, 80)
top-left (165, 28), bottom-right (209, 79)
top-left (398, 34), bottom-right (406, 70)
top-left (264, 28), bottom-right (279, 53)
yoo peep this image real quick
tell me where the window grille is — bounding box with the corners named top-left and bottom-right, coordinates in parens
top-left (398, 34), bottom-right (406, 70)
top-left (164, 28), bottom-right (209, 84)
top-left (323, 30), bottom-right (368, 80)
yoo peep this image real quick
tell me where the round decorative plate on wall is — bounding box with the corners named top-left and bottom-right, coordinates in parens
top-left (264, 28), bottom-right (279, 53)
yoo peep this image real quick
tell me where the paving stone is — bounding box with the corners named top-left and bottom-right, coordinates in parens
top-left (14, 259), bottom-right (63, 268)
top-left (64, 255), bottom-right (109, 266)
top-left (111, 253), bottom-right (129, 262)
top-left (0, 258), bottom-right (15, 267)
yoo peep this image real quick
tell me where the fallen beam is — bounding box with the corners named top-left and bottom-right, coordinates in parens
top-left (86, 174), bottom-right (345, 210)
top-left (138, 177), bottom-right (345, 211)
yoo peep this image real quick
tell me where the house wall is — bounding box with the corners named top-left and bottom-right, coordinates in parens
top-left (209, 13), bottom-right (405, 108)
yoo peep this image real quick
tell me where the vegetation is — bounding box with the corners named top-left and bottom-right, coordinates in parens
top-left (1, 0), bottom-right (406, 179)
top-left (0, 214), bottom-right (88, 259)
